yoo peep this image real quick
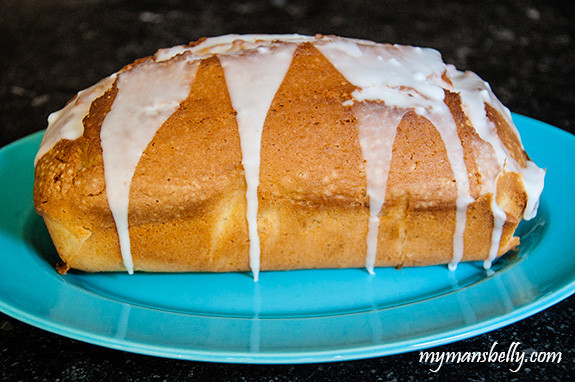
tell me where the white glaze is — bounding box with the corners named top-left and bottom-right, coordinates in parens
top-left (100, 58), bottom-right (198, 273)
top-left (219, 44), bottom-right (297, 281)
top-left (448, 68), bottom-right (508, 166)
top-left (35, 75), bottom-right (116, 166)
top-left (316, 37), bottom-right (472, 271)
top-left (520, 160), bottom-right (545, 220)
top-left (352, 103), bottom-right (404, 274)
top-left (155, 34), bottom-right (314, 62)
top-left (448, 65), bottom-right (545, 267)
top-left (315, 39), bottom-right (448, 107)
top-left (484, 196), bottom-right (507, 269)
top-left (426, 107), bottom-right (474, 272)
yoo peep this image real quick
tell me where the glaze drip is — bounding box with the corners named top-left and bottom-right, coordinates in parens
top-left (100, 57), bottom-right (198, 273)
top-left (448, 66), bottom-right (545, 265)
top-left (352, 103), bottom-right (404, 274)
top-left (316, 37), bottom-right (473, 271)
top-left (35, 75), bottom-right (116, 166)
top-left (219, 44), bottom-right (297, 281)
top-left (485, 197), bottom-right (507, 269)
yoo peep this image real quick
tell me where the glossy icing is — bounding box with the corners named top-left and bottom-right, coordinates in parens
top-left (100, 57), bottom-right (199, 274)
top-left (219, 44), bottom-right (297, 281)
top-left (351, 103), bottom-right (403, 274)
top-left (316, 38), bottom-right (473, 271)
top-left (34, 74), bottom-right (116, 166)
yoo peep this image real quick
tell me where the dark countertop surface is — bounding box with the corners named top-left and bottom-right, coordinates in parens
top-left (1, 0), bottom-right (573, 380)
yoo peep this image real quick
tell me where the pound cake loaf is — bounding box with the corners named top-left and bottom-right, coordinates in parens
top-left (33, 34), bottom-right (545, 279)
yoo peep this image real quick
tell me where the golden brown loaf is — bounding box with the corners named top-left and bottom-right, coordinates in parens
top-left (33, 34), bottom-right (545, 279)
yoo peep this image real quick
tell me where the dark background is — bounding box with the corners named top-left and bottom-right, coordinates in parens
top-left (1, 0), bottom-right (574, 380)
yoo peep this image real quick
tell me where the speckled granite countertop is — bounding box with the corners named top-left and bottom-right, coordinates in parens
top-left (1, 0), bottom-right (574, 380)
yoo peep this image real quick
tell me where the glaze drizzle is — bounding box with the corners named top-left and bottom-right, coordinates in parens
top-left (219, 44), bottom-right (297, 281)
top-left (100, 57), bottom-right (199, 274)
top-left (316, 38), bottom-right (473, 271)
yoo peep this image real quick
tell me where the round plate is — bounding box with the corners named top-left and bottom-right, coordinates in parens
top-left (0, 114), bottom-right (573, 364)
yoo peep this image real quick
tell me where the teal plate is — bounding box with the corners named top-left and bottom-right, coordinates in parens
top-left (0, 114), bottom-right (574, 364)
